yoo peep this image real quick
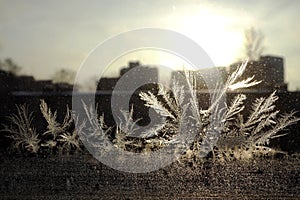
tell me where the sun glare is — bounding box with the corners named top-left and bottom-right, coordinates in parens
top-left (171, 9), bottom-right (247, 67)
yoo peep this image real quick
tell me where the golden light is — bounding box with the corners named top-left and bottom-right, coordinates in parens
top-left (170, 8), bottom-right (250, 67)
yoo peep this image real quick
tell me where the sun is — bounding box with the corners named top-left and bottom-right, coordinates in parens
top-left (171, 9), bottom-right (246, 67)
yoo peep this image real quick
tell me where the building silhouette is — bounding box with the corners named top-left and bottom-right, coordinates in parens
top-left (97, 77), bottom-right (119, 91)
top-left (171, 55), bottom-right (287, 92)
top-left (97, 61), bottom-right (159, 93)
top-left (96, 61), bottom-right (159, 125)
top-left (229, 55), bottom-right (287, 92)
top-left (0, 55), bottom-right (288, 95)
top-left (171, 67), bottom-right (228, 91)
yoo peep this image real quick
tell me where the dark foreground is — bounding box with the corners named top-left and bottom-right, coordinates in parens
top-left (0, 154), bottom-right (299, 199)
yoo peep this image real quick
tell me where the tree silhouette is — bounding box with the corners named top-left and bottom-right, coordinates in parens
top-left (78, 75), bottom-right (98, 92)
top-left (0, 58), bottom-right (21, 75)
top-left (52, 68), bottom-right (76, 84)
top-left (244, 27), bottom-right (264, 61)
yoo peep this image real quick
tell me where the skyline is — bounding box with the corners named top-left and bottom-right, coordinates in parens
top-left (1, 55), bottom-right (287, 94)
top-left (0, 1), bottom-right (299, 90)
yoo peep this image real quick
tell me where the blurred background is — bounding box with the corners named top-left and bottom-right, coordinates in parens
top-left (0, 0), bottom-right (299, 90)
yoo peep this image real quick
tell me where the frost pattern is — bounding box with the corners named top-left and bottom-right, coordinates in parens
top-left (1, 60), bottom-right (299, 161)
top-left (1, 104), bottom-right (40, 153)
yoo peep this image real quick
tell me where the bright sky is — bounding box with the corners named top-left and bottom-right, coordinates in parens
top-left (0, 0), bottom-right (299, 90)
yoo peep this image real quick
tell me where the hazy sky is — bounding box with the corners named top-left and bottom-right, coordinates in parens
top-left (0, 0), bottom-right (299, 90)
